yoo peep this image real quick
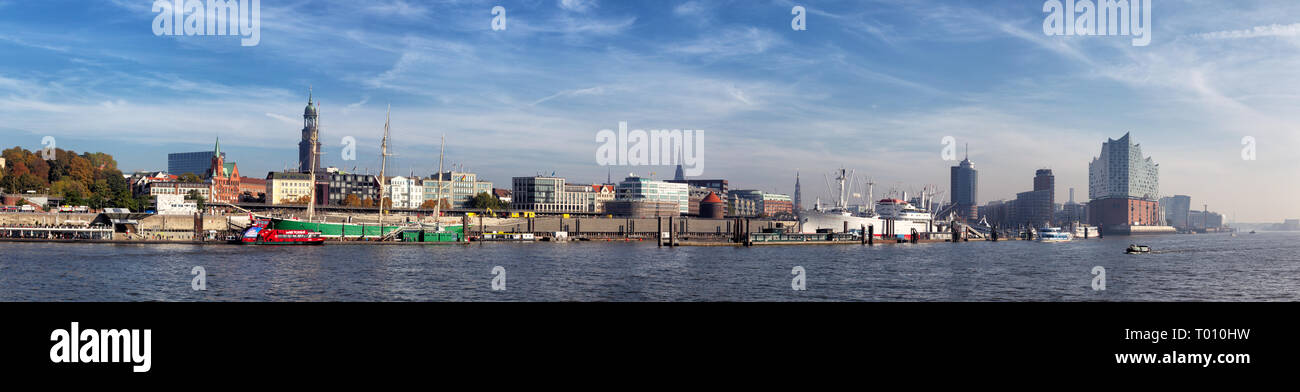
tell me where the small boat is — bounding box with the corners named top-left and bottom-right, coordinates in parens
top-left (1250, 230), bottom-right (1257, 234)
top-left (1125, 244), bottom-right (1151, 254)
top-left (1036, 227), bottom-right (1072, 243)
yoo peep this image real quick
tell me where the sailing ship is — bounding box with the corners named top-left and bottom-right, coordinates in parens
top-left (270, 100), bottom-right (462, 242)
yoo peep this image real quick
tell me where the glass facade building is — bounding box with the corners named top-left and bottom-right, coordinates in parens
top-left (168, 151), bottom-right (223, 177)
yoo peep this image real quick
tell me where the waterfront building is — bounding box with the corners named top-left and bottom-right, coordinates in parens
top-left (563, 184), bottom-right (615, 213)
top-left (1087, 133), bottom-right (1161, 227)
top-left (129, 172), bottom-right (177, 197)
top-left (512, 176), bottom-right (582, 213)
top-left (238, 177), bottom-right (267, 202)
top-left (1012, 189), bottom-right (1053, 228)
top-left (603, 200), bottom-right (681, 218)
top-left (1057, 188), bottom-right (1088, 224)
top-left (318, 172), bottom-right (380, 206)
top-left (616, 176), bottom-right (689, 214)
top-left (154, 194), bottom-right (197, 215)
top-left (728, 194), bottom-right (758, 217)
top-left (950, 149), bottom-right (979, 222)
top-left (168, 151), bottom-right (224, 178)
top-left (980, 200), bottom-right (1013, 227)
top-left (388, 176), bottom-right (424, 209)
top-left (143, 181), bottom-right (210, 200)
top-left (699, 192), bottom-right (725, 219)
top-left (1159, 195), bottom-right (1192, 229)
top-left (1187, 210), bottom-right (1225, 230)
top-left (731, 190), bottom-right (794, 217)
top-left (423, 171), bottom-right (494, 209)
top-left (1034, 169), bottom-right (1055, 223)
top-left (299, 90), bottom-right (321, 174)
top-left (267, 172), bottom-right (314, 205)
top-left (206, 139), bottom-right (241, 204)
top-left (665, 179), bottom-right (729, 204)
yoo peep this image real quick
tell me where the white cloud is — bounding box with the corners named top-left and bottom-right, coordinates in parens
top-left (558, 0), bottom-right (598, 13)
top-left (1195, 23), bottom-right (1300, 39)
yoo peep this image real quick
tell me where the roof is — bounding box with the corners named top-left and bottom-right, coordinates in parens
top-left (701, 192), bottom-right (723, 204)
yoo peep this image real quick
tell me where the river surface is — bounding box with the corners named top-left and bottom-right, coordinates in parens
top-left (1, 232), bottom-right (1297, 301)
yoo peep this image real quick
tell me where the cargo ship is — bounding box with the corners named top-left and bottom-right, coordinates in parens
top-left (799, 169), bottom-right (935, 239)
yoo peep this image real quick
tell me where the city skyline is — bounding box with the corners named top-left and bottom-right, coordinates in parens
top-left (1, 1), bottom-right (1297, 221)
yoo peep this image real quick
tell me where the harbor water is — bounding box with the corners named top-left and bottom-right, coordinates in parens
top-left (1, 232), bottom-right (1297, 301)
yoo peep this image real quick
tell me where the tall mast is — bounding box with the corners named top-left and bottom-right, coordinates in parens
top-left (379, 104), bottom-right (391, 228)
top-left (307, 100), bottom-right (319, 221)
top-left (433, 134), bottom-right (445, 223)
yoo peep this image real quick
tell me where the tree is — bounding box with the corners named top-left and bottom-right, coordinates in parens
top-left (471, 192), bottom-right (505, 210)
top-left (0, 173), bottom-right (45, 194)
top-left (420, 199), bottom-right (451, 210)
top-left (67, 156), bottom-right (95, 184)
top-left (342, 194), bottom-right (362, 207)
top-left (179, 172), bottom-right (203, 183)
top-left (82, 152), bottom-right (117, 172)
top-left (361, 197), bottom-right (375, 207)
top-left (50, 179), bottom-right (90, 199)
top-left (186, 190), bottom-right (206, 210)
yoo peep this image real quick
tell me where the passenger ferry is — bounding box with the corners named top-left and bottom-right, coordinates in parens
top-left (229, 219), bottom-right (325, 245)
top-left (1036, 227), bottom-right (1072, 243)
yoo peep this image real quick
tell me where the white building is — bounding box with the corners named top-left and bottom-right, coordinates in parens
top-left (155, 194), bottom-right (198, 215)
top-left (615, 175), bottom-right (689, 213)
top-left (387, 176), bottom-right (424, 209)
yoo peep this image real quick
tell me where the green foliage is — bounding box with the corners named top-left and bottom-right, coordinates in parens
top-left (179, 172), bottom-right (203, 183)
top-left (1, 146), bottom-right (140, 210)
top-left (186, 190), bottom-right (207, 210)
top-left (470, 192), bottom-right (506, 210)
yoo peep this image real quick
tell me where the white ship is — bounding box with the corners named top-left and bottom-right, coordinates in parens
top-left (1037, 227), bottom-right (1072, 243)
top-left (798, 169), bottom-right (934, 239)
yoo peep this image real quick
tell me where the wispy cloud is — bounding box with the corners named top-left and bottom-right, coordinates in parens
top-left (1195, 23), bottom-right (1300, 39)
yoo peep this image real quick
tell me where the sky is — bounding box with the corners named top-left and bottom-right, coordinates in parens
top-left (0, 0), bottom-right (1297, 222)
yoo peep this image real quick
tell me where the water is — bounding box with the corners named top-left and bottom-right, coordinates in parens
top-left (2, 232), bottom-right (1297, 301)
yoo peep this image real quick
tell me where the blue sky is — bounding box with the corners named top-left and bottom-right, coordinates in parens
top-left (1, 0), bottom-right (1298, 221)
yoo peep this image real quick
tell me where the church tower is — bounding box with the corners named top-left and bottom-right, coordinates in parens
top-left (299, 87), bottom-right (321, 174)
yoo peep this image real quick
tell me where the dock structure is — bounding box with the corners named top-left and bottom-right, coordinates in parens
top-left (0, 225), bottom-right (114, 240)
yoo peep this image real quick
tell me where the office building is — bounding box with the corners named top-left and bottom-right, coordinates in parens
top-left (1159, 195), bottom-right (1192, 229)
top-left (616, 176), bottom-right (689, 214)
top-left (320, 172), bottom-right (380, 206)
top-left (950, 150), bottom-right (978, 222)
top-left (423, 171), bottom-right (494, 209)
top-left (167, 151), bottom-right (224, 177)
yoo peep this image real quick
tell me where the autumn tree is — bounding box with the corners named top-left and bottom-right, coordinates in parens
top-left (342, 194), bottom-right (362, 206)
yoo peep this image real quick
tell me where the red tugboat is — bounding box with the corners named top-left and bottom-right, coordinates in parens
top-left (229, 219), bottom-right (325, 245)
